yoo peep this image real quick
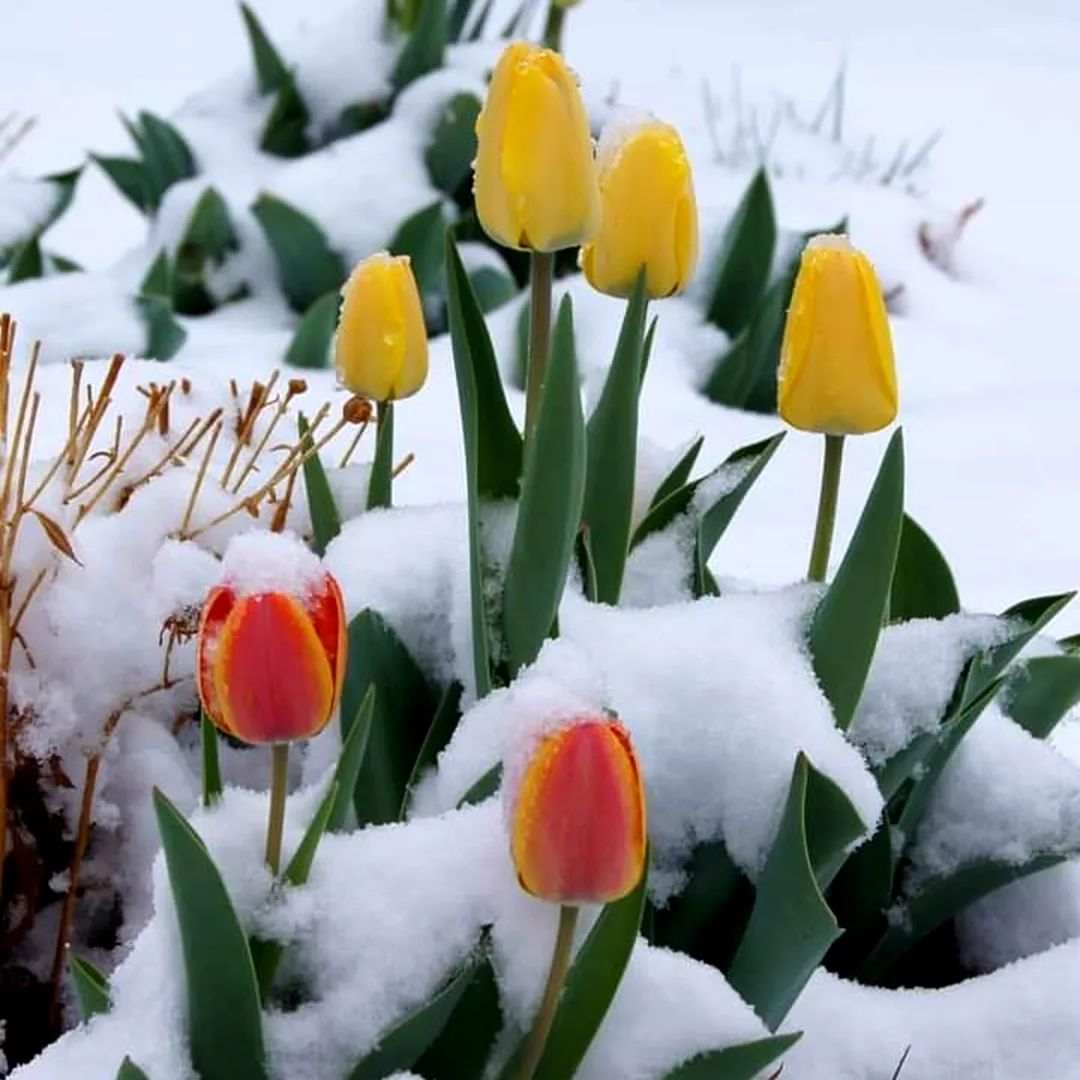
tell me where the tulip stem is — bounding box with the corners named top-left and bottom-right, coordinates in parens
top-left (265, 743), bottom-right (289, 875)
top-left (367, 400), bottom-right (394, 510)
top-left (542, 3), bottom-right (567, 51)
top-left (519, 904), bottom-right (578, 1080)
top-left (524, 251), bottom-right (555, 445)
top-left (807, 433), bottom-right (845, 582)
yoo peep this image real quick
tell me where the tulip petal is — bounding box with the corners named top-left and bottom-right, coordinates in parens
top-left (512, 720), bottom-right (646, 904)
top-left (306, 575), bottom-right (348, 714)
top-left (196, 585), bottom-right (236, 735)
top-left (213, 591), bottom-right (336, 744)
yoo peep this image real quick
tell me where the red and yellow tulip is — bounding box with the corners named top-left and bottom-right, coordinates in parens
top-left (196, 572), bottom-right (346, 746)
top-left (511, 718), bottom-right (646, 904)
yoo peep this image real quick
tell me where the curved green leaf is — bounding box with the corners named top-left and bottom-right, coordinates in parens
top-left (69, 954), bottom-right (110, 1021)
top-left (133, 112), bottom-right (196, 210)
top-left (240, 2), bottom-right (291, 95)
top-left (200, 709), bottom-right (223, 808)
top-left (583, 275), bottom-right (647, 604)
top-left (260, 74), bottom-right (311, 158)
top-left (298, 413), bottom-right (342, 555)
top-left (706, 168), bottom-right (776, 336)
top-left (93, 155), bottom-right (150, 214)
top-left (392, 0), bottom-right (448, 91)
top-left (341, 610), bottom-right (437, 826)
top-left (116, 1059), bottom-right (150, 1080)
top-left (135, 294), bottom-right (187, 361)
top-left (727, 754), bottom-right (865, 1030)
top-left (889, 514), bottom-right (959, 623)
top-left (810, 429), bottom-right (905, 732)
top-left (367, 400), bottom-right (394, 511)
top-left (174, 187), bottom-right (238, 314)
top-left (152, 789), bottom-right (266, 1080)
top-left (251, 193), bottom-right (345, 312)
top-left (347, 952), bottom-right (481, 1079)
top-left (389, 202), bottom-right (446, 296)
top-left (503, 296), bottom-right (586, 676)
top-left (1003, 654), bottom-right (1080, 739)
top-left (330, 684), bottom-right (377, 831)
top-left (648, 437), bottom-right (704, 512)
top-left (8, 235), bottom-right (43, 283)
top-left (286, 290), bottom-right (339, 370)
top-left (445, 236), bottom-right (523, 695)
top-left (501, 861), bottom-right (648, 1079)
top-left (426, 92), bottom-right (481, 195)
top-left (401, 680), bottom-right (463, 818)
top-left (458, 762), bottom-right (502, 807)
top-left (664, 1033), bottom-right (801, 1080)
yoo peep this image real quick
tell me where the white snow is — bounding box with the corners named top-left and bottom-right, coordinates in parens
top-left (221, 529), bottom-right (326, 597)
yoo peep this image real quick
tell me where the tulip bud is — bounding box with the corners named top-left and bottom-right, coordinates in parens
top-left (197, 550), bottom-right (346, 745)
top-left (511, 718), bottom-right (646, 904)
top-left (335, 252), bottom-right (428, 402)
top-left (777, 234), bottom-right (898, 435)
top-left (473, 42), bottom-right (599, 253)
top-left (581, 118), bottom-right (698, 299)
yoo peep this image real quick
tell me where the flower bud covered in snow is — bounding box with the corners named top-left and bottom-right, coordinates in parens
top-left (334, 252), bottom-right (428, 402)
top-left (777, 234), bottom-right (898, 435)
top-left (511, 717), bottom-right (646, 903)
top-left (581, 118), bottom-right (698, 299)
top-left (473, 42), bottom-right (599, 252)
top-left (196, 533), bottom-right (347, 745)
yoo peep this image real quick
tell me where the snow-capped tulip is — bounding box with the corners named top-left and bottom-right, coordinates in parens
top-left (197, 572), bottom-right (346, 745)
top-left (511, 718), bottom-right (646, 903)
top-left (473, 42), bottom-right (599, 252)
top-left (581, 120), bottom-right (698, 299)
top-left (335, 252), bottom-right (428, 402)
top-left (777, 234), bottom-right (898, 435)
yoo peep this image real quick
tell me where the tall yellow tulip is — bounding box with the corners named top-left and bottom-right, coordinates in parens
top-left (473, 42), bottom-right (599, 253)
top-left (581, 119), bottom-right (698, 299)
top-left (778, 234), bottom-right (897, 435)
top-left (334, 252), bottom-right (428, 403)
top-left (777, 234), bottom-right (899, 581)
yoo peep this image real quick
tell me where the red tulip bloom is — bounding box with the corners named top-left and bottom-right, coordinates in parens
top-left (511, 718), bottom-right (646, 904)
top-left (196, 570), bottom-right (346, 745)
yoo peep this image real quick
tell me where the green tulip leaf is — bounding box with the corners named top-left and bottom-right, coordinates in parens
top-left (727, 754), bottom-right (865, 1031)
top-left (129, 111), bottom-right (196, 211)
top-left (286, 290), bottom-right (339, 370)
top-left (663, 1033), bottom-right (802, 1080)
top-left (140, 250), bottom-right (172, 298)
top-left (152, 789), bottom-right (266, 1080)
top-left (810, 429), bottom-right (905, 732)
top-left (240, 2), bottom-right (291, 95)
top-left (583, 274), bottom-right (648, 604)
top-left (69, 953), bottom-right (111, 1021)
top-left (260, 74), bottom-right (312, 158)
top-left (135, 294), bottom-right (187, 362)
top-left (389, 201), bottom-right (446, 296)
top-left (426, 92), bottom-right (481, 195)
top-left (200, 709), bottom-right (223, 808)
top-left (8, 235), bottom-right (43, 283)
top-left (469, 264), bottom-right (518, 314)
top-left (347, 951), bottom-right (483, 1080)
top-left (503, 296), bottom-right (586, 676)
top-left (706, 167), bottom-right (776, 337)
top-left (392, 0), bottom-right (448, 91)
top-left (251, 193), bottom-right (345, 313)
top-left (93, 155), bottom-right (151, 214)
top-left (445, 236), bottom-right (523, 694)
top-left (889, 514), bottom-right (960, 622)
top-left (501, 861), bottom-right (648, 1080)
top-left (648, 436), bottom-right (704, 512)
top-left (401, 679), bottom-right (463, 818)
top-left (457, 762), bottom-right (502, 808)
top-left (116, 1059), bottom-right (150, 1080)
top-left (174, 187), bottom-right (238, 315)
top-left (1003, 654), bottom-right (1080, 739)
top-left (297, 412), bottom-right (342, 555)
top-left (366, 400), bottom-right (394, 511)
top-left (341, 610), bottom-right (437, 827)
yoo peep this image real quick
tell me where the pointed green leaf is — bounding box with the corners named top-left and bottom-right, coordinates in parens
top-left (69, 954), bottom-right (110, 1020)
top-left (286, 290), bottom-right (339, 369)
top-left (503, 297), bottom-right (586, 676)
top-left (889, 514), bottom-right (959, 622)
top-left (426, 92), bottom-right (481, 195)
top-left (727, 755), bottom-right (865, 1030)
top-left (367, 400), bottom-right (395, 510)
top-left (648, 437), bottom-right (704, 512)
top-left (340, 610), bottom-right (437, 827)
top-left (260, 73), bottom-right (311, 158)
top-left (389, 201), bottom-right (446, 296)
top-left (240, 2), bottom-right (291, 95)
top-left (251, 193), bottom-right (345, 312)
top-left (468, 264), bottom-right (517, 314)
top-left (575, 525), bottom-right (599, 603)
top-left (583, 276), bottom-right (647, 604)
top-left (664, 1033), bottom-right (802, 1080)
top-left (297, 412), bottom-right (342, 555)
top-left (348, 952), bottom-right (482, 1079)
top-left (693, 431), bottom-right (785, 595)
top-left (457, 762), bottom-right (502, 807)
top-left (401, 680), bottom-right (463, 818)
top-left (116, 1060), bottom-right (150, 1080)
top-left (446, 236), bottom-right (523, 695)
top-left (152, 789), bottom-right (266, 1080)
top-left (201, 709), bottom-right (223, 808)
top-left (48, 252), bottom-right (83, 274)
top-left (392, 0), bottom-right (448, 91)
top-left (135, 295), bottom-right (187, 361)
top-left (466, 0), bottom-right (496, 40)
top-left (447, 0), bottom-right (476, 40)
top-left (140, 249), bottom-right (173, 298)
top-left (134, 112), bottom-right (196, 209)
top-left (1003, 655), bottom-right (1080, 739)
top-left (810, 429), bottom-right (905, 732)
top-left (706, 168), bottom-right (776, 336)
top-left (8, 235), bottom-right (43, 283)
top-left (174, 187), bottom-right (238, 315)
top-left (93, 155), bottom-right (151, 214)
top-left (330, 684), bottom-right (377, 831)
top-left (639, 314), bottom-right (658, 390)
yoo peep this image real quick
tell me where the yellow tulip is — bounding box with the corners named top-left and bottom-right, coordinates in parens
top-left (473, 42), bottom-right (599, 252)
top-left (334, 252), bottom-right (428, 402)
top-left (777, 234), bottom-right (898, 435)
top-left (581, 119), bottom-right (698, 299)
